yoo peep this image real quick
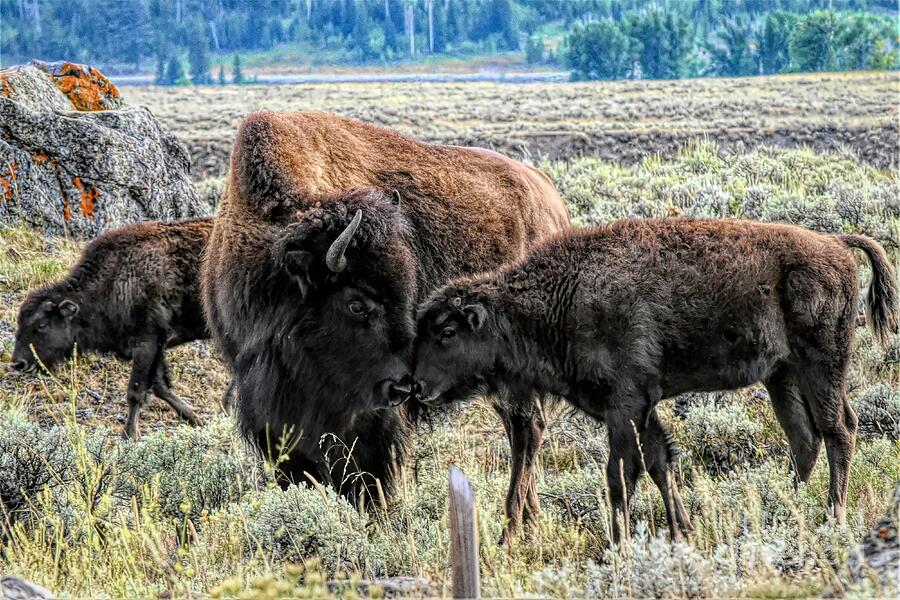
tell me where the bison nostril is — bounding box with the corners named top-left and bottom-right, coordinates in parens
top-left (385, 377), bottom-right (416, 406)
top-left (7, 360), bottom-right (27, 372)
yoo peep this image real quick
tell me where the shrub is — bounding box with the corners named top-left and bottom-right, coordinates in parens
top-left (852, 385), bottom-right (900, 441)
top-left (679, 400), bottom-right (765, 476)
top-left (0, 413), bottom-right (73, 527)
top-left (195, 177), bottom-right (225, 211)
top-left (542, 142), bottom-right (899, 250)
top-left (533, 523), bottom-right (741, 599)
top-left (209, 482), bottom-right (373, 573)
top-left (116, 416), bottom-right (257, 522)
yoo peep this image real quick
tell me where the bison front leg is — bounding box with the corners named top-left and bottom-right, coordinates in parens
top-left (152, 357), bottom-right (202, 427)
top-left (604, 395), bottom-right (649, 545)
top-left (643, 408), bottom-right (693, 540)
top-left (124, 339), bottom-right (162, 440)
top-left (494, 392), bottom-right (545, 545)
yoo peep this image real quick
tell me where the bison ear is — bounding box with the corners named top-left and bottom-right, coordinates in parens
top-left (281, 249), bottom-right (315, 300)
top-left (58, 299), bottom-right (79, 319)
top-left (462, 303), bottom-right (487, 331)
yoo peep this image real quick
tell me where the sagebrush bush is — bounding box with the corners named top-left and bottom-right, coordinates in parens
top-left (543, 141), bottom-right (900, 250)
top-left (533, 523), bottom-right (740, 599)
top-left (852, 384), bottom-right (900, 441)
top-left (678, 399), bottom-right (765, 476)
top-left (0, 411), bottom-right (73, 527)
top-left (208, 482), bottom-right (374, 574)
top-left (195, 176), bottom-right (226, 211)
top-left (116, 416), bottom-right (257, 521)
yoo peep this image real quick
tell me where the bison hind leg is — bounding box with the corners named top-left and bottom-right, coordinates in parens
top-left (765, 368), bottom-right (822, 484)
top-left (794, 369), bottom-right (857, 527)
top-left (152, 358), bottom-right (202, 427)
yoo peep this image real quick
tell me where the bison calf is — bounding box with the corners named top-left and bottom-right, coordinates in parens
top-left (10, 219), bottom-right (216, 439)
top-left (413, 219), bottom-right (899, 543)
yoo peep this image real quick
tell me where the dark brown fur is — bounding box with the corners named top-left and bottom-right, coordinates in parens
top-left (11, 219), bottom-right (215, 439)
top-left (414, 218), bottom-right (899, 543)
top-left (201, 111), bottom-right (569, 511)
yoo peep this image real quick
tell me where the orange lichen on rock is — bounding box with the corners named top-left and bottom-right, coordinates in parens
top-left (33, 61), bottom-right (121, 111)
top-left (72, 176), bottom-right (99, 219)
top-left (63, 199), bottom-right (72, 221)
top-left (30, 151), bottom-right (49, 162)
top-left (0, 163), bottom-right (20, 200)
top-left (0, 73), bottom-right (13, 98)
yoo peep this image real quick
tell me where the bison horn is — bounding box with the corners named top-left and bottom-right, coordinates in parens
top-left (325, 209), bottom-right (362, 273)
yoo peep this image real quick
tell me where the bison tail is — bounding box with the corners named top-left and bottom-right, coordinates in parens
top-left (839, 234), bottom-right (899, 349)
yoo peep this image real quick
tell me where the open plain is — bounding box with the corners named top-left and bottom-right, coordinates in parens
top-left (1, 72), bottom-right (899, 598)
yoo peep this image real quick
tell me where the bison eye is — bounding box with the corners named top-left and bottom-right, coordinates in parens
top-left (36, 322), bottom-right (49, 332)
top-left (440, 326), bottom-right (456, 341)
top-left (348, 300), bottom-right (367, 317)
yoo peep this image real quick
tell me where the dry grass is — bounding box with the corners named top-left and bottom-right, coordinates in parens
top-left (1, 141), bottom-right (898, 598)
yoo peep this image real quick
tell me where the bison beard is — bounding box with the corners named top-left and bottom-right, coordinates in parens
top-left (413, 218), bottom-right (900, 544)
top-left (201, 111), bottom-right (570, 510)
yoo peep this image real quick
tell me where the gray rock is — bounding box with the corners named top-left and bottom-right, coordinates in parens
top-left (845, 483), bottom-right (900, 594)
top-left (0, 576), bottom-right (54, 600)
top-left (328, 577), bottom-right (433, 598)
top-left (0, 61), bottom-right (207, 239)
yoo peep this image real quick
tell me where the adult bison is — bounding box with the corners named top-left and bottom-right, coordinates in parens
top-left (412, 219), bottom-right (899, 543)
top-left (10, 219), bottom-right (215, 439)
top-left (201, 111), bottom-right (569, 527)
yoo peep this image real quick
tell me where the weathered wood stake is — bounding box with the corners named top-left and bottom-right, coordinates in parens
top-left (448, 466), bottom-right (480, 599)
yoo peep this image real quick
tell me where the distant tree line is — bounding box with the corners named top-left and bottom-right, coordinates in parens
top-left (565, 7), bottom-right (898, 80)
top-left (0, 0), bottom-right (896, 84)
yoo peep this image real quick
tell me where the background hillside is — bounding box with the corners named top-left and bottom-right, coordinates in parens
top-left (1, 0), bottom-right (897, 81)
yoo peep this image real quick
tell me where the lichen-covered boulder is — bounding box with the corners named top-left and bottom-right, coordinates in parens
top-left (0, 61), bottom-right (206, 239)
top-left (845, 483), bottom-right (900, 594)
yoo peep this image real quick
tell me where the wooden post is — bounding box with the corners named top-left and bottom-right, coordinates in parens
top-left (448, 466), bottom-right (479, 599)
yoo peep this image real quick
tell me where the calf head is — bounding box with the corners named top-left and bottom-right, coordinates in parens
top-left (269, 189), bottom-right (418, 411)
top-left (11, 293), bottom-right (80, 373)
top-left (413, 287), bottom-right (494, 405)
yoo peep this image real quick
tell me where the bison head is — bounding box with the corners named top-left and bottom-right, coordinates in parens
top-left (413, 287), bottom-right (494, 406)
top-left (10, 293), bottom-right (80, 373)
top-left (265, 189), bottom-right (418, 413)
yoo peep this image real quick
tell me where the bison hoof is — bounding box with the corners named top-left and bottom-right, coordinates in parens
top-left (121, 427), bottom-right (141, 441)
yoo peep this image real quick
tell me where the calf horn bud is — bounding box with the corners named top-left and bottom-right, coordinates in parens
top-left (325, 209), bottom-right (362, 273)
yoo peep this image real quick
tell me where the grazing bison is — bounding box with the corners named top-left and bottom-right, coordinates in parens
top-left (412, 219), bottom-right (899, 543)
top-left (10, 219), bottom-right (216, 439)
top-left (201, 111), bottom-right (569, 521)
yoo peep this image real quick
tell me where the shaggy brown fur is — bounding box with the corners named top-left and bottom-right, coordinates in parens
top-left (201, 111), bottom-right (569, 514)
top-left (11, 219), bottom-right (216, 439)
top-left (413, 218), bottom-right (899, 543)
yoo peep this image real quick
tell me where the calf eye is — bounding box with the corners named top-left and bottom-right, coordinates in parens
top-left (348, 300), bottom-right (367, 316)
top-left (440, 326), bottom-right (456, 341)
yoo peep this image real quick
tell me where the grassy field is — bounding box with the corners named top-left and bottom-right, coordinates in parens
top-left (1, 140), bottom-right (898, 598)
top-left (126, 71), bottom-right (900, 181)
top-left (226, 47), bottom-right (542, 75)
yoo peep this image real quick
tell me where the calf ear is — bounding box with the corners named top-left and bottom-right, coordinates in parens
top-left (462, 304), bottom-right (487, 331)
top-left (58, 299), bottom-right (79, 319)
top-left (281, 249), bottom-right (315, 300)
